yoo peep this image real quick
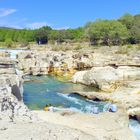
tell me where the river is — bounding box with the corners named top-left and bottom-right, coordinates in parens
top-left (0, 49), bottom-right (139, 139)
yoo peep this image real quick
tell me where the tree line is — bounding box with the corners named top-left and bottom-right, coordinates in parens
top-left (0, 13), bottom-right (140, 46)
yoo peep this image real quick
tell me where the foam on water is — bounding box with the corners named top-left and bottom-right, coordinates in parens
top-left (56, 92), bottom-right (82, 105)
top-left (56, 92), bottom-right (106, 113)
top-left (51, 106), bottom-right (82, 113)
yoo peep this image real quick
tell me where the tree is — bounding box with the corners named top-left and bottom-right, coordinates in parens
top-left (40, 26), bottom-right (52, 31)
top-left (34, 29), bottom-right (48, 44)
top-left (119, 13), bottom-right (134, 29)
top-left (0, 29), bottom-right (6, 42)
top-left (85, 20), bottom-right (129, 46)
top-left (65, 28), bottom-right (84, 41)
top-left (48, 30), bottom-right (65, 44)
top-left (85, 22), bottom-right (101, 45)
top-left (129, 14), bottom-right (140, 44)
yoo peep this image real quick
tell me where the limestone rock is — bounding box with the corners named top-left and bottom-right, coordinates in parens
top-left (72, 65), bottom-right (140, 92)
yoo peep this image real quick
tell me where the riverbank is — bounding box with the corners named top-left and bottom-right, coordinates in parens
top-left (33, 109), bottom-right (136, 140)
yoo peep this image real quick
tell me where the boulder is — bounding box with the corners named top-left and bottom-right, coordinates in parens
top-left (72, 66), bottom-right (121, 92)
top-left (72, 65), bottom-right (140, 92)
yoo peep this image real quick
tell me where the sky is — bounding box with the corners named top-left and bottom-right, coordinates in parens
top-left (0, 0), bottom-right (140, 29)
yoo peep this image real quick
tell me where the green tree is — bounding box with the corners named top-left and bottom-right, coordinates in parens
top-left (49, 30), bottom-right (65, 44)
top-left (85, 20), bottom-right (129, 46)
top-left (129, 15), bottom-right (140, 44)
top-left (0, 29), bottom-right (6, 42)
top-left (34, 29), bottom-right (48, 44)
top-left (119, 13), bottom-right (134, 29)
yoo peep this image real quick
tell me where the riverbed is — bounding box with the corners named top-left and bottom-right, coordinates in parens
top-left (23, 75), bottom-right (140, 140)
top-left (0, 48), bottom-right (139, 139)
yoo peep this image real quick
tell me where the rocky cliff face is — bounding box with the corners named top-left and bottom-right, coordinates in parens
top-left (17, 51), bottom-right (95, 77)
top-left (17, 49), bottom-right (140, 78)
top-left (0, 58), bottom-right (33, 122)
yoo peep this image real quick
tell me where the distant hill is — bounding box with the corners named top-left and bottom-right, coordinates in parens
top-left (0, 27), bottom-right (18, 30)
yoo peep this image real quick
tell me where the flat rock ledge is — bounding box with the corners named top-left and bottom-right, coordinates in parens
top-left (33, 110), bottom-right (137, 140)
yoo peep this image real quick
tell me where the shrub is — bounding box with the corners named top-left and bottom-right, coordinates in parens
top-left (135, 44), bottom-right (140, 50)
top-left (127, 45), bottom-right (133, 49)
top-left (74, 45), bottom-right (83, 50)
top-left (51, 45), bottom-right (71, 51)
top-left (5, 38), bottom-right (14, 48)
top-left (19, 39), bottom-right (29, 47)
top-left (116, 46), bottom-right (129, 54)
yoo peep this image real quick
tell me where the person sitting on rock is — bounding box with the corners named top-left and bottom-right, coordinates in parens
top-left (44, 104), bottom-right (49, 111)
top-left (109, 104), bottom-right (117, 112)
top-left (103, 103), bottom-right (117, 112)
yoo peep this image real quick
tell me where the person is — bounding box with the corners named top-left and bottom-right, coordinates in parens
top-left (44, 104), bottom-right (49, 111)
top-left (44, 104), bottom-right (52, 111)
top-left (109, 104), bottom-right (117, 112)
top-left (103, 103), bottom-right (117, 113)
top-left (48, 106), bottom-right (54, 112)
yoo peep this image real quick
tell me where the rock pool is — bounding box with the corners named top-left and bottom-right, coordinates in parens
top-left (23, 75), bottom-right (106, 112)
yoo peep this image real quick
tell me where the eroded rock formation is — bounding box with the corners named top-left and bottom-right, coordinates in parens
top-left (0, 58), bottom-right (33, 122)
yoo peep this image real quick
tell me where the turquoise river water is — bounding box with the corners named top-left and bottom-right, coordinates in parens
top-left (23, 76), bottom-right (105, 112)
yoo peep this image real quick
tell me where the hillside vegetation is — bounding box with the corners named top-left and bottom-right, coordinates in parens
top-left (0, 13), bottom-right (140, 48)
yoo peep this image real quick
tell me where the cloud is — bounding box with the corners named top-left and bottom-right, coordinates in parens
top-left (26, 22), bottom-right (49, 29)
top-left (0, 18), bottom-right (28, 29)
top-left (0, 8), bottom-right (17, 17)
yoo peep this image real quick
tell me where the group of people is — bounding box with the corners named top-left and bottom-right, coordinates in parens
top-left (44, 104), bottom-right (54, 112)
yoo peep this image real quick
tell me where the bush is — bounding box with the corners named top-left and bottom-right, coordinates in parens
top-left (135, 44), bottom-right (140, 50)
top-left (5, 38), bottom-right (14, 48)
top-left (51, 45), bottom-right (71, 51)
top-left (19, 39), bottom-right (29, 47)
top-left (74, 45), bottom-right (83, 50)
top-left (127, 45), bottom-right (133, 49)
top-left (116, 46), bottom-right (128, 54)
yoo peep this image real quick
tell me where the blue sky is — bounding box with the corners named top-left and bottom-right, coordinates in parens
top-left (0, 0), bottom-right (140, 29)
